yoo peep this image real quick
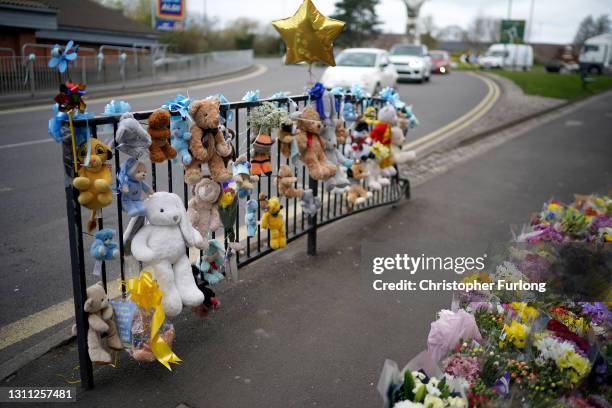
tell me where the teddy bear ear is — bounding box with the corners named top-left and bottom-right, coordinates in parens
top-left (188, 100), bottom-right (202, 117)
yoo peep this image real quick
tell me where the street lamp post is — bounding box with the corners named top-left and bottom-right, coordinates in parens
top-left (402, 0), bottom-right (427, 45)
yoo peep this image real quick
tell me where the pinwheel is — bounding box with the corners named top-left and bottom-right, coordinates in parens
top-left (48, 41), bottom-right (79, 73)
top-left (54, 81), bottom-right (87, 113)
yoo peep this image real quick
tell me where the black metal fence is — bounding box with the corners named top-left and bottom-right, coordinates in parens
top-left (61, 94), bottom-right (409, 388)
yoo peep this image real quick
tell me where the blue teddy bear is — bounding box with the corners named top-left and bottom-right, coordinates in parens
top-left (90, 228), bottom-right (119, 261)
top-left (170, 116), bottom-right (192, 165)
top-left (245, 199), bottom-right (258, 238)
top-left (195, 239), bottom-right (225, 285)
top-left (117, 158), bottom-right (153, 217)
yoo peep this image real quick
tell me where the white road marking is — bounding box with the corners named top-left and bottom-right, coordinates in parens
top-left (0, 64), bottom-right (268, 116)
top-left (564, 120), bottom-right (583, 126)
top-left (0, 138), bottom-right (54, 150)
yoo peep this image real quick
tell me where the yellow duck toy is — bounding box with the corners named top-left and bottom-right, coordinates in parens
top-left (72, 139), bottom-right (114, 231)
top-left (260, 196), bottom-right (286, 249)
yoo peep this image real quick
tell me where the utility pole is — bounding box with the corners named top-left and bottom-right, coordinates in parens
top-left (527, 0), bottom-right (535, 42)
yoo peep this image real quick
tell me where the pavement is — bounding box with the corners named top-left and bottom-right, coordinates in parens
top-left (0, 58), bottom-right (489, 366)
top-left (2, 76), bottom-right (610, 406)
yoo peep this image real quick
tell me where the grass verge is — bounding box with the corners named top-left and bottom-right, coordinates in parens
top-left (492, 70), bottom-right (612, 100)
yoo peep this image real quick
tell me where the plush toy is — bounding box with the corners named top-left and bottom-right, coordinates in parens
top-left (73, 138), bottom-right (114, 232)
top-left (187, 178), bottom-right (222, 240)
top-left (258, 192), bottom-right (269, 212)
top-left (232, 155), bottom-right (258, 199)
top-left (346, 161), bottom-right (372, 208)
top-left (389, 123), bottom-right (416, 166)
top-left (294, 107), bottom-right (336, 181)
top-left (250, 133), bottom-right (274, 176)
top-left (117, 158), bottom-right (153, 217)
top-left (245, 199), bottom-right (258, 238)
top-left (195, 239), bottom-right (225, 284)
top-left (342, 102), bottom-right (358, 123)
top-left (90, 228), bottom-right (119, 261)
top-left (147, 109), bottom-right (177, 163)
top-left (170, 116), bottom-right (192, 165)
top-left (370, 105), bottom-right (395, 147)
top-left (114, 112), bottom-right (151, 159)
top-left (82, 282), bottom-right (123, 364)
top-left (127, 192), bottom-right (205, 316)
top-left (366, 142), bottom-right (391, 191)
top-left (218, 181), bottom-right (239, 242)
top-left (192, 277), bottom-right (220, 318)
top-left (350, 119), bottom-right (372, 161)
top-left (276, 164), bottom-right (304, 198)
top-left (185, 98), bottom-right (233, 185)
top-left (278, 121), bottom-right (295, 159)
top-left (363, 106), bottom-right (377, 125)
top-left (300, 189), bottom-right (322, 217)
top-left (335, 119), bottom-right (348, 145)
top-left (260, 197), bottom-right (286, 249)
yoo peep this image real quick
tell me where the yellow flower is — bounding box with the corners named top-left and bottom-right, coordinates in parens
top-left (567, 352), bottom-right (590, 377)
top-left (548, 203), bottom-right (562, 212)
top-left (502, 320), bottom-right (528, 348)
top-left (510, 302), bottom-right (539, 322)
top-left (462, 272), bottom-right (491, 284)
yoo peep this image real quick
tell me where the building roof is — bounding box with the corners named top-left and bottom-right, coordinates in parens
top-left (0, 0), bottom-right (52, 9)
top-left (41, 0), bottom-right (155, 36)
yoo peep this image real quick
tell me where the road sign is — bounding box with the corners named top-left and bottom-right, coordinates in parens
top-left (155, 0), bottom-right (185, 32)
top-left (500, 19), bottom-right (525, 44)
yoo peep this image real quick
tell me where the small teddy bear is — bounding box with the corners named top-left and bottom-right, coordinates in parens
top-left (276, 164), bottom-right (304, 198)
top-left (118, 158), bottom-right (153, 217)
top-left (195, 239), bottom-right (225, 284)
top-left (185, 98), bottom-right (233, 185)
top-left (90, 228), bottom-right (119, 261)
top-left (346, 161), bottom-right (372, 208)
top-left (82, 282), bottom-right (123, 364)
top-left (250, 133), bottom-right (274, 176)
top-left (260, 197), bottom-right (286, 249)
top-left (148, 109), bottom-right (177, 163)
top-left (294, 107), bottom-right (336, 181)
top-left (73, 138), bottom-right (114, 231)
top-left (232, 155), bottom-right (258, 199)
top-left (115, 112), bottom-right (151, 159)
top-left (300, 189), bottom-right (322, 218)
top-left (187, 178), bottom-right (222, 240)
top-left (335, 119), bottom-right (348, 145)
top-left (170, 116), bottom-right (192, 165)
top-left (278, 120), bottom-right (295, 159)
top-left (245, 199), bottom-right (258, 238)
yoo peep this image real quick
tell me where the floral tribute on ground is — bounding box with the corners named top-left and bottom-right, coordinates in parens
top-left (379, 195), bottom-right (611, 408)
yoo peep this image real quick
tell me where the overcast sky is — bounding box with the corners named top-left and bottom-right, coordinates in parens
top-left (186, 0), bottom-right (609, 44)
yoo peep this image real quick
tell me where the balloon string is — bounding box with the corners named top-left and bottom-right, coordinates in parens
top-left (307, 63), bottom-right (315, 87)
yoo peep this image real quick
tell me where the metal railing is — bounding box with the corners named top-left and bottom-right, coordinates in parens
top-left (61, 94), bottom-right (409, 388)
top-left (0, 50), bottom-right (254, 97)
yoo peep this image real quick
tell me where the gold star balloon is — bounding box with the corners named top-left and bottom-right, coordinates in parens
top-left (272, 0), bottom-right (345, 66)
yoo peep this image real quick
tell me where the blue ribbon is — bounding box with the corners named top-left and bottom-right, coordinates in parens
top-left (48, 104), bottom-right (94, 145)
top-left (308, 82), bottom-right (326, 120)
top-left (103, 100), bottom-right (131, 116)
top-left (162, 94), bottom-right (192, 120)
top-left (241, 90), bottom-right (260, 103)
top-left (350, 84), bottom-right (364, 99)
top-left (208, 93), bottom-right (233, 124)
top-left (270, 91), bottom-right (290, 100)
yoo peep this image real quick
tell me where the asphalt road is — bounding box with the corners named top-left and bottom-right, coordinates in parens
top-left (6, 78), bottom-right (611, 408)
top-left (0, 60), bottom-right (486, 349)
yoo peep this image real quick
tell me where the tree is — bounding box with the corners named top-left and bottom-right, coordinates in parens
top-left (466, 16), bottom-right (500, 44)
top-left (574, 14), bottom-right (610, 46)
top-left (331, 0), bottom-right (382, 47)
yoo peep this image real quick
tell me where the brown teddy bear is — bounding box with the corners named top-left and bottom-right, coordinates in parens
top-left (346, 161), bottom-right (372, 208)
top-left (294, 107), bottom-right (336, 181)
top-left (80, 282), bottom-right (123, 364)
top-left (335, 119), bottom-right (348, 145)
top-left (185, 98), bottom-right (233, 185)
top-left (278, 121), bottom-right (294, 159)
top-left (187, 178), bottom-right (222, 239)
top-left (276, 164), bottom-right (304, 198)
top-left (148, 109), bottom-right (177, 163)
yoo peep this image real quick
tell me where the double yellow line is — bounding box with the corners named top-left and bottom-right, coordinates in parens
top-left (402, 73), bottom-right (500, 157)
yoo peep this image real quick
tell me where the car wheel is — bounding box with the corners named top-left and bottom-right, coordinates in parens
top-left (588, 65), bottom-right (602, 75)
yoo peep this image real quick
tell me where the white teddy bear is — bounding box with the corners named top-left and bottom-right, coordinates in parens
top-left (126, 192), bottom-right (205, 316)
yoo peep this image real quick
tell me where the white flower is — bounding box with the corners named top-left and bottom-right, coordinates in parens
top-left (444, 375), bottom-right (469, 397)
top-left (394, 401), bottom-right (424, 408)
top-left (426, 381), bottom-right (441, 396)
top-left (424, 394), bottom-right (444, 408)
top-left (429, 377), bottom-right (440, 387)
top-left (413, 371), bottom-right (426, 380)
top-left (448, 397), bottom-right (468, 408)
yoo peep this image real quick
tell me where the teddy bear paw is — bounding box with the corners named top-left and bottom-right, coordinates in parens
top-left (89, 347), bottom-right (112, 364)
top-left (77, 192), bottom-right (94, 206)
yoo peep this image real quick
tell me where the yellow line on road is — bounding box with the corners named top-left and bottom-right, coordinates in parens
top-left (0, 64), bottom-right (269, 116)
top-left (0, 280), bottom-right (122, 351)
top-left (403, 73), bottom-right (500, 155)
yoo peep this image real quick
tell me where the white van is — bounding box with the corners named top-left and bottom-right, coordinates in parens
top-left (579, 33), bottom-right (612, 75)
top-left (479, 43), bottom-right (534, 70)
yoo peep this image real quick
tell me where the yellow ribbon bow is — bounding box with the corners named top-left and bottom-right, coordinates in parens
top-left (126, 271), bottom-right (181, 370)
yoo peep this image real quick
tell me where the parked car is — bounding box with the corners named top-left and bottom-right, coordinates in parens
top-left (430, 50), bottom-right (451, 74)
top-left (389, 43), bottom-right (431, 83)
top-left (479, 44), bottom-right (533, 70)
top-left (579, 33), bottom-right (612, 75)
top-left (320, 48), bottom-right (397, 94)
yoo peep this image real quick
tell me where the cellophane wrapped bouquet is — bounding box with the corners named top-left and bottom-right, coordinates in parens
top-left (379, 195), bottom-right (611, 408)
